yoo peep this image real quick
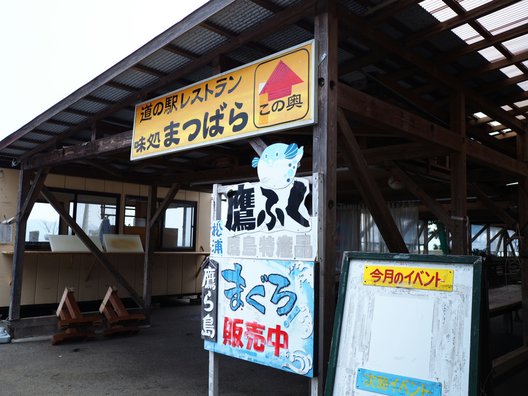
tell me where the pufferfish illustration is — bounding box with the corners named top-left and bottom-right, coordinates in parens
top-left (251, 143), bottom-right (304, 189)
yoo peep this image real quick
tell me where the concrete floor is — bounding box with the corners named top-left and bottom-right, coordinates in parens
top-left (0, 300), bottom-right (526, 395)
top-left (1, 300), bottom-right (308, 395)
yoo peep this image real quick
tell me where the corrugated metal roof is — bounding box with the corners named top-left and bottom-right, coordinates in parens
top-left (477, 1), bottom-right (528, 35)
top-left (90, 85), bottom-right (131, 103)
top-left (208, 0), bottom-right (274, 34)
top-left (0, 0), bottom-right (525, 196)
top-left (112, 69), bottom-right (159, 89)
top-left (140, 49), bottom-right (190, 74)
top-left (259, 24), bottom-right (313, 51)
top-left (170, 26), bottom-right (227, 56)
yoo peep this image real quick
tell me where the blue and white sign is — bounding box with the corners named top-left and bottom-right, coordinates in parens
top-left (204, 257), bottom-right (315, 377)
top-left (206, 142), bottom-right (317, 378)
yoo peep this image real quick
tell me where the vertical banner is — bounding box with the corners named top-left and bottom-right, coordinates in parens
top-left (201, 258), bottom-right (219, 342)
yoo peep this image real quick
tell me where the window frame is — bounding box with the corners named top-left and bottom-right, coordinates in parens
top-left (124, 195), bottom-right (197, 252)
top-left (25, 188), bottom-right (120, 251)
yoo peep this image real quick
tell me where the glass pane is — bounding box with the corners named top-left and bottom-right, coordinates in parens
top-left (163, 203), bottom-right (195, 249)
top-left (72, 194), bottom-right (118, 240)
top-left (26, 202), bottom-right (60, 242)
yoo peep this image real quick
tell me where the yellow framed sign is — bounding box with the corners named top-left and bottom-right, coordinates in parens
top-left (131, 40), bottom-right (316, 160)
top-left (363, 265), bottom-right (454, 292)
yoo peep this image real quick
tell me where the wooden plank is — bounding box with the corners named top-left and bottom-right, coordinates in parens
top-left (492, 346), bottom-right (528, 378)
top-left (488, 285), bottom-right (522, 316)
top-left (20, 254), bottom-right (37, 306)
top-left (182, 255), bottom-right (198, 295)
top-left (338, 109), bottom-right (408, 253)
top-left (8, 315), bottom-right (58, 339)
top-left (34, 254), bottom-right (60, 304)
top-left (56, 254), bottom-right (79, 301)
top-left (167, 254), bottom-right (183, 295)
top-left (77, 255), bottom-right (99, 301)
top-left (117, 255), bottom-right (137, 299)
top-left (40, 186), bottom-right (144, 308)
top-left (152, 256), bottom-right (168, 296)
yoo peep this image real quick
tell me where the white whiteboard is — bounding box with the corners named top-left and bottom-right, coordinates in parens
top-left (328, 253), bottom-right (481, 396)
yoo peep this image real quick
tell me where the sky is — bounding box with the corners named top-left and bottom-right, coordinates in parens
top-left (0, 0), bottom-right (209, 140)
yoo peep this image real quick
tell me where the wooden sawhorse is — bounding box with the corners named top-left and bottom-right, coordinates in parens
top-left (52, 288), bottom-right (102, 345)
top-left (99, 287), bottom-right (146, 337)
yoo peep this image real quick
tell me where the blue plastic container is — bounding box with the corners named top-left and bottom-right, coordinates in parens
top-left (0, 326), bottom-right (10, 344)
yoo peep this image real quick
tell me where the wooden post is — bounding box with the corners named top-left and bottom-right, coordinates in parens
top-left (8, 170), bottom-right (31, 321)
top-left (517, 132), bottom-right (528, 345)
top-left (143, 185), bottom-right (157, 313)
top-left (450, 93), bottom-right (468, 254)
top-left (314, 1), bottom-right (338, 392)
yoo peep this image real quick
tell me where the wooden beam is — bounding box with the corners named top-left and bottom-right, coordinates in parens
top-left (362, 143), bottom-right (448, 164)
top-left (338, 108), bottom-right (408, 253)
top-left (314, 3), bottom-right (338, 392)
top-left (471, 224), bottom-right (488, 243)
top-left (151, 184), bottom-right (180, 228)
top-left (493, 346), bottom-right (528, 377)
top-left (19, 167), bottom-right (49, 223)
top-left (40, 186), bottom-right (144, 308)
top-left (389, 162), bottom-right (453, 232)
top-left (22, 131), bottom-right (132, 170)
top-left (338, 83), bottom-right (528, 176)
top-left (470, 184), bottom-right (517, 228)
top-left (248, 137), bottom-right (268, 156)
top-left (338, 83), bottom-right (461, 150)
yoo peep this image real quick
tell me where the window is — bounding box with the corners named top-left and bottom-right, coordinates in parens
top-left (125, 195), bottom-right (197, 251)
top-left (26, 202), bottom-right (60, 244)
top-left (25, 189), bottom-right (119, 250)
top-left (161, 202), bottom-right (196, 249)
top-left (69, 194), bottom-right (118, 237)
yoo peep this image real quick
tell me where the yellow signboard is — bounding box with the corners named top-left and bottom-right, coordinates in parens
top-left (131, 40), bottom-right (316, 160)
top-left (363, 265), bottom-right (454, 292)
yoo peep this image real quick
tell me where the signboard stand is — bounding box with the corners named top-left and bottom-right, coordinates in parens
top-left (203, 164), bottom-right (318, 393)
top-left (208, 351), bottom-right (219, 396)
top-left (326, 252), bottom-right (482, 396)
